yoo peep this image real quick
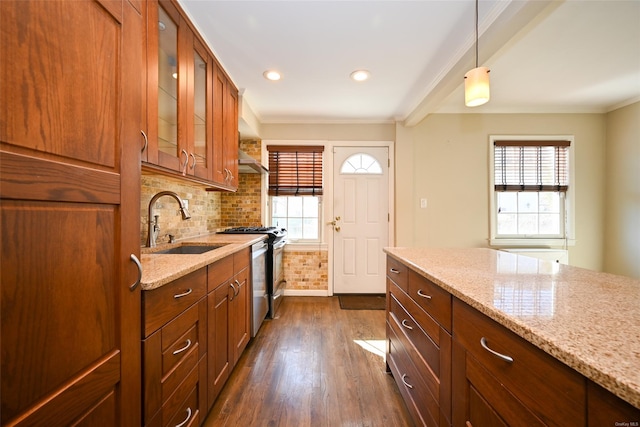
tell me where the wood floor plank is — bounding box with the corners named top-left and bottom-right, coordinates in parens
top-left (203, 296), bottom-right (413, 427)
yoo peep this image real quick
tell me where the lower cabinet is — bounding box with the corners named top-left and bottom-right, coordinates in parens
top-left (385, 255), bottom-right (640, 426)
top-left (452, 298), bottom-right (586, 426)
top-left (143, 268), bottom-right (208, 427)
top-left (386, 261), bottom-right (452, 426)
top-left (206, 248), bottom-right (251, 410)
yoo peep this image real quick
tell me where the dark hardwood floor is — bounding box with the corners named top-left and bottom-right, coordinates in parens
top-left (203, 296), bottom-right (413, 426)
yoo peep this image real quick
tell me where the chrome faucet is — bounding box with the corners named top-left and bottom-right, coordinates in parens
top-left (147, 191), bottom-right (191, 247)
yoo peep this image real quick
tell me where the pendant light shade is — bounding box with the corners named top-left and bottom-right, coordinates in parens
top-left (465, 0), bottom-right (490, 107)
top-left (465, 66), bottom-right (490, 107)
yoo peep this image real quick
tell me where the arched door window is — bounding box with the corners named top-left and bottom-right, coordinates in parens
top-left (340, 153), bottom-right (382, 174)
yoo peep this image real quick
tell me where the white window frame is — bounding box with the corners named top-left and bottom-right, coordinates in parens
top-left (489, 135), bottom-right (576, 247)
top-left (269, 195), bottom-right (322, 243)
top-left (263, 140), bottom-right (328, 248)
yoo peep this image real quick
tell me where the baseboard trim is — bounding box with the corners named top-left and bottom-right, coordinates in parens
top-left (284, 289), bottom-right (330, 297)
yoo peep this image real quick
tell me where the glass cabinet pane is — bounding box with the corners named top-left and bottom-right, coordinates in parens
top-left (157, 6), bottom-right (178, 157)
top-left (193, 50), bottom-right (207, 168)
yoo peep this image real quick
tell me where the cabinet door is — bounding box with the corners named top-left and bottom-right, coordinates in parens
top-left (223, 79), bottom-right (239, 189)
top-left (230, 266), bottom-right (250, 365)
top-left (207, 281), bottom-right (232, 409)
top-left (211, 64), bottom-right (239, 189)
top-left (0, 0), bottom-right (142, 425)
top-left (144, 0), bottom-right (184, 172)
top-left (186, 37), bottom-right (213, 181)
top-left (212, 64), bottom-right (227, 186)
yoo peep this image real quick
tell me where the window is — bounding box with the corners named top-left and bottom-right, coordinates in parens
top-left (489, 136), bottom-right (574, 246)
top-left (340, 153), bottom-right (382, 174)
top-left (271, 196), bottom-right (320, 240)
top-left (267, 145), bottom-right (324, 241)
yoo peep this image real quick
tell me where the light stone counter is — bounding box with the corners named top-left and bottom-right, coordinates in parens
top-left (140, 233), bottom-right (267, 290)
top-left (383, 247), bottom-right (640, 409)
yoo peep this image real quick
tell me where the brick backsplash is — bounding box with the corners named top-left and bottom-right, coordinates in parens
top-left (140, 172), bottom-right (221, 246)
top-left (140, 139), bottom-right (328, 292)
top-left (284, 249), bottom-right (328, 291)
top-left (220, 139), bottom-right (264, 228)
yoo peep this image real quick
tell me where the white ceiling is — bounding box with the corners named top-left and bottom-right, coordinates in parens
top-left (179, 0), bottom-right (640, 131)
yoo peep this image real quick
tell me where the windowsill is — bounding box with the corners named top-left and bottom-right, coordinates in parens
top-left (284, 242), bottom-right (328, 251)
top-left (489, 238), bottom-right (575, 247)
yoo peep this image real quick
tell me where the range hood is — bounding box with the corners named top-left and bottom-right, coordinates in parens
top-left (238, 150), bottom-right (268, 174)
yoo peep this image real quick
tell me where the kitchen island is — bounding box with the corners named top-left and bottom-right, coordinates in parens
top-left (384, 247), bottom-right (639, 425)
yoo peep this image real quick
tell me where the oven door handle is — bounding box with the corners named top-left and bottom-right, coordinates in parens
top-left (272, 240), bottom-right (286, 250)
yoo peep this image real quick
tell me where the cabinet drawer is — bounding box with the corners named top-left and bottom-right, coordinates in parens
top-left (162, 341), bottom-right (199, 404)
top-left (162, 325), bottom-right (198, 377)
top-left (389, 280), bottom-right (441, 346)
top-left (207, 255), bottom-right (233, 292)
top-left (162, 362), bottom-right (200, 427)
top-left (144, 268), bottom-right (207, 337)
top-left (387, 320), bottom-right (439, 427)
top-left (389, 290), bottom-right (441, 378)
top-left (453, 298), bottom-right (586, 425)
top-left (387, 256), bottom-right (408, 292)
top-left (167, 386), bottom-right (200, 427)
top-left (234, 247), bottom-right (250, 271)
top-left (408, 270), bottom-right (451, 332)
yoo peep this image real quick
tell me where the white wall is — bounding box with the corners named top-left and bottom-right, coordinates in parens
top-left (258, 110), bottom-right (638, 278)
top-left (603, 102), bottom-right (640, 279)
top-left (395, 113), bottom-right (608, 272)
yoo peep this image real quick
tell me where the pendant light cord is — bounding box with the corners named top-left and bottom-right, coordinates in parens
top-left (475, 0), bottom-right (479, 68)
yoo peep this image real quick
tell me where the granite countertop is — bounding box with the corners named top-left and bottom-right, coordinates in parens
top-left (383, 247), bottom-right (640, 409)
top-left (140, 233), bottom-right (267, 291)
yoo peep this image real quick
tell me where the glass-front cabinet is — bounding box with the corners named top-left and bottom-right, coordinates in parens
top-left (157, 4), bottom-right (178, 162)
top-left (143, 0), bottom-right (216, 183)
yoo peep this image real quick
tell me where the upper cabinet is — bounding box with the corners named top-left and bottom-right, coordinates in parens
top-left (142, 0), bottom-right (237, 190)
top-left (212, 64), bottom-right (239, 189)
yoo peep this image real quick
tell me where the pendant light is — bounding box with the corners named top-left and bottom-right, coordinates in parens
top-left (464, 0), bottom-right (490, 107)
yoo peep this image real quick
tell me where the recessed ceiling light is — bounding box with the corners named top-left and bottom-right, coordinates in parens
top-left (263, 70), bottom-right (281, 81)
top-left (350, 70), bottom-right (370, 82)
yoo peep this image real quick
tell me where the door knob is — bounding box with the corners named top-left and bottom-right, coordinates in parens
top-left (335, 226), bottom-right (341, 232)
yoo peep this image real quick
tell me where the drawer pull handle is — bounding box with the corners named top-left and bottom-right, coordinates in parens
top-left (234, 279), bottom-right (241, 296)
top-left (389, 268), bottom-right (400, 274)
top-left (480, 337), bottom-right (514, 363)
top-left (416, 289), bottom-right (432, 300)
top-left (229, 282), bottom-right (237, 301)
top-left (401, 374), bottom-right (414, 389)
top-left (401, 319), bottom-right (413, 330)
top-left (175, 407), bottom-right (192, 427)
top-left (172, 339), bottom-right (192, 355)
top-left (173, 288), bottom-right (193, 299)
top-left (129, 254), bottom-right (142, 291)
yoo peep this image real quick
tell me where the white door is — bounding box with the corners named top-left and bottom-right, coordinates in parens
top-left (332, 147), bottom-right (389, 294)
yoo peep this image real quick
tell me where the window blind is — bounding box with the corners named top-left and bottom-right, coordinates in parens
top-left (494, 140), bottom-right (570, 192)
top-left (267, 145), bottom-right (324, 196)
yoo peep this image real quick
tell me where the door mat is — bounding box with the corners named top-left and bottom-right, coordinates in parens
top-left (338, 294), bottom-right (386, 310)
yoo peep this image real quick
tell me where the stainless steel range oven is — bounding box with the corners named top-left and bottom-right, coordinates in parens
top-left (270, 238), bottom-right (286, 318)
top-left (218, 227), bottom-right (287, 326)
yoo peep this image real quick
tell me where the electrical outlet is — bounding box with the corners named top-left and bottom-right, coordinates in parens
top-left (420, 198), bottom-right (427, 209)
top-left (183, 199), bottom-right (189, 210)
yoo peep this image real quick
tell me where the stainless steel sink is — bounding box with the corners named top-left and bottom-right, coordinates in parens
top-left (153, 244), bottom-right (224, 255)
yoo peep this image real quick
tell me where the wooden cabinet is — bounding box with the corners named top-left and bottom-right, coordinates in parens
top-left (452, 298), bottom-right (586, 426)
top-left (207, 248), bottom-right (250, 409)
top-left (0, 0), bottom-right (142, 425)
top-left (386, 258), bottom-right (452, 426)
top-left (211, 63), bottom-right (239, 190)
top-left (587, 382), bottom-right (640, 426)
top-left (386, 254), bottom-right (640, 426)
top-left (142, 268), bottom-right (208, 427)
top-left (142, 0), bottom-right (237, 190)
